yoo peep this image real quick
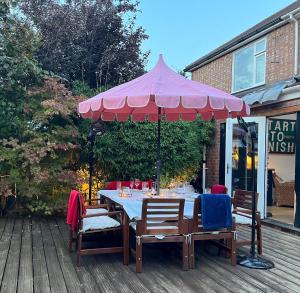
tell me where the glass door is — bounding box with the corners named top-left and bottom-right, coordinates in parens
top-left (225, 117), bottom-right (267, 218)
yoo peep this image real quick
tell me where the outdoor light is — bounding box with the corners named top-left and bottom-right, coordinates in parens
top-left (88, 121), bottom-right (105, 203)
top-left (237, 116), bottom-right (274, 270)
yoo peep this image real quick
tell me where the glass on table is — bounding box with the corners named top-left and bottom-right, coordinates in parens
top-left (116, 181), bottom-right (122, 190)
top-left (204, 187), bottom-right (211, 194)
top-left (134, 179), bottom-right (140, 190)
top-left (130, 180), bottom-right (134, 189)
top-left (123, 187), bottom-right (131, 197)
top-left (151, 182), bottom-right (157, 196)
top-left (142, 181), bottom-right (149, 192)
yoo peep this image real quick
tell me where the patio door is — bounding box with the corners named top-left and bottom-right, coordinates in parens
top-left (225, 117), bottom-right (267, 218)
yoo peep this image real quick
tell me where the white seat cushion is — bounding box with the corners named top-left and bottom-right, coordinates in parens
top-left (234, 214), bottom-right (252, 225)
top-left (82, 216), bottom-right (120, 232)
top-left (86, 208), bottom-right (107, 215)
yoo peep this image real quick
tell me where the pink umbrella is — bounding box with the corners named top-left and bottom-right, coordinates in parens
top-left (78, 55), bottom-right (250, 192)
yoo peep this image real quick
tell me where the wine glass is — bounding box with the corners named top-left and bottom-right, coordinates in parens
top-left (117, 181), bottom-right (122, 190)
top-left (142, 181), bottom-right (148, 192)
top-left (130, 180), bottom-right (134, 189)
top-left (151, 181), bottom-right (157, 196)
top-left (135, 179), bottom-right (140, 190)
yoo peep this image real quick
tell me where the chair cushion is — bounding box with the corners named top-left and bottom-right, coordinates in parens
top-left (82, 216), bottom-right (120, 232)
top-left (86, 208), bottom-right (107, 215)
top-left (234, 214), bottom-right (252, 225)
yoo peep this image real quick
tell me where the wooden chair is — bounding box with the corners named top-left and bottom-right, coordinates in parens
top-left (130, 198), bottom-right (189, 273)
top-left (68, 197), bottom-right (110, 252)
top-left (189, 197), bottom-right (236, 268)
top-left (76, 194), bottom-right (124, 266)
top-left (232, 189), bottom-right (262, 254)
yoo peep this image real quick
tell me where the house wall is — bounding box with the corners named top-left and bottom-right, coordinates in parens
top-left (191, 22), bottom-right (296, 187)
top-left (266, 23), bottom-right (295, 83)
top-left (191, 54), bottom-right (232, 93)
top-left (192, 22), bottom-right (295, 93)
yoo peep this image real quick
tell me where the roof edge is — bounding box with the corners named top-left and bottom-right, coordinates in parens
top-left (185, 1), bottom-right (300, 72)
top-left (184, 18), bottom-right (282, 72)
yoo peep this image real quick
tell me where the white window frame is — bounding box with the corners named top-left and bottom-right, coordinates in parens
top-left (231, 38), bottom-right (267, 93)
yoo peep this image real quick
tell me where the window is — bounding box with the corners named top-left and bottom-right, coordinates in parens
top-left (232, 39), bottom-right (266, 93)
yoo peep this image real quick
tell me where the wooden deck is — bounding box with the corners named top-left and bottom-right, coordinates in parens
top-left (0, 217), bottom-right (299, 293)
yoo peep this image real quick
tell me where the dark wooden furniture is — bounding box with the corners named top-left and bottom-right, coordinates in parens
top-left (232, 189), bottom-right (262, 254)
top-left (189, 197), bottom-right (236, 268)
top-left (130, 198), bottom-right (189, 273)
top-left (68, 198), bottom-right (109, 252)
top-left (76, 195), bottom-right (125, 266)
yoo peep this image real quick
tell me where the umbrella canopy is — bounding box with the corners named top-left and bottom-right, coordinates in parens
top-left (78, 55), bottom-right (250, 193)
top-left (78, 55), bottom-right (250, 121)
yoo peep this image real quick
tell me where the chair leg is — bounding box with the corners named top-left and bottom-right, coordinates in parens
top-left (136, 240), bottom-right (142, 273)
top-left (230, 235), bottom-right (237, 266)
top-left (77, 234), bottom-right (82, 266)
top-left (182, 238), bottom-right (189, 271)
top-left (257, 223), bottom-right (262, 255)
top-left (189, 237), bottom-right (195, 269)
top-left (68, 229), bottom-right (73, 252)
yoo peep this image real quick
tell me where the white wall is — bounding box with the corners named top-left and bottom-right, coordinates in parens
top-left (267, 114), bottom-right (296, 182)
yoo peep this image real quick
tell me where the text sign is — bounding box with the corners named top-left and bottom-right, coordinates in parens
top-left (268, 119), bottom-right (296, 154)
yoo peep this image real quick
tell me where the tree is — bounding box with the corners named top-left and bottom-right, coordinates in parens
top-left (0, 76), bottom-right (84, 198)
top-left (0, 2), bottom-right (42, 139)
top-left (21, 0), bottom-right (148, 88)
top-left (0, 3), bottom-right (84, 200)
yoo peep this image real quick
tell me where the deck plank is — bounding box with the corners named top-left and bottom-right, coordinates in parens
top-left (17, 218), bottom-right (33, 293)
top-left (236, 232), bottom-right (300, 292)
top-left (55, 217), bottom-right (103, 293)
top-left (40, 220), bottom-right (68, 293)
top-left (0, 217), bottom-right (10, 288)
top-left (32, 219), bottom-right (51, 293)
top-left (0, 217), bottom-right (300, 292)
top-left (203, 253), bottom-right (271, 292)
top-left (1, 219), bottom-right (22, 293)
top-left (48, 219), bottom-right (83, 293)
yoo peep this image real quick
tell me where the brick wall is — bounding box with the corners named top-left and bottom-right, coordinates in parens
top-left (205, 120), bottom-right (221, 187)
top-left (192, 23), bottom-right (295, 93)
top-left (266, 23), bottom-right (294, 83)
top-left (191, 54), bottom-right (232, 93)
top-left (191, 22), bottom-right (296, 187)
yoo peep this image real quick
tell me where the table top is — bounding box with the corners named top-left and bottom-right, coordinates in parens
top-left (98, 189), bottom-right (200, 220)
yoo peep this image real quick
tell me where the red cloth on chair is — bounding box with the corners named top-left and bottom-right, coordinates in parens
top-left (211, 184), bottom-right (227, 194)
top-left (66, 190), bottom-right (86, 232)
top-left (106, 180), bottom-right (153, 190)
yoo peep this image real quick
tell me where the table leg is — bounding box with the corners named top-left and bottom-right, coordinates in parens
top-left (123, 212), bottom-right (129, 265)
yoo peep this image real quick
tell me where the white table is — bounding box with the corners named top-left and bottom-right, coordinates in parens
top-left (98, 189), bottom-right (199, 220)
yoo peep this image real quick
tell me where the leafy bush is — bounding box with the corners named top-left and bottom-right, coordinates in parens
top-left (26, 198), bottom-right (53, 216)
top-left (93, 119), bottom-right (214, 182)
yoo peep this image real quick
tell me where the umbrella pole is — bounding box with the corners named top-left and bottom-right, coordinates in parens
top-left (156, 107), bottom-right (161, 195)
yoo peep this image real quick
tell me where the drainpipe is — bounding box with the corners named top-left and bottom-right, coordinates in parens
top-left (293, 16), bottom-right (299, 76)
top-left (289, 15), bottom-right (298, 76)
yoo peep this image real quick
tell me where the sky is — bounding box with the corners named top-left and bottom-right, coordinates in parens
top-left (136, 0), bottom-right (295, 72)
